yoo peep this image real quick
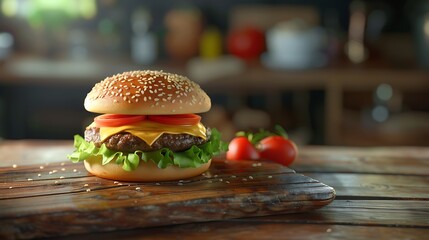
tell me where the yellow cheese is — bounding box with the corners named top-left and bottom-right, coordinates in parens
top-left (88, 121), bottom-right (207, 146)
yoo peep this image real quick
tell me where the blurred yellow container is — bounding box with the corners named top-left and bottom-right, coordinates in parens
top-left (199, 27), bottom-right (222, 59)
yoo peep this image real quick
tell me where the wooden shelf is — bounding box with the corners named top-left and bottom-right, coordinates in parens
top-left (1, 56), bottom-right (429, 144)
top-left (200, 65), bottom-right (429, 145)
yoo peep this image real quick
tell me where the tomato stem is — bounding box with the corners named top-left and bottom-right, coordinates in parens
top-left (234, 125), bottom-right (289, 145)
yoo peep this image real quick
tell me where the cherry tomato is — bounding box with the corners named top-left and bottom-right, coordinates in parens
top-left (148, 114), bottom-right (201, 126)
top-left (227, 27), bottom-right (265, 60)
top-left (258, 136), bottom-right (298, 166)
top-left (94, 114), bottom-right (146, 127)
top-left (226, 137), bottom-right (259, 161)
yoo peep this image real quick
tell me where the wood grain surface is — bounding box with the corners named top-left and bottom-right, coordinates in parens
top-left (0, 147), bottom-right (334, 239)
top-left (1, 142), bottom-right (429, 239)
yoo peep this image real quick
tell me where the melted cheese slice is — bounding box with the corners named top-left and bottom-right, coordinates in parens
top-left (88, 121), bottom-right (207, 146)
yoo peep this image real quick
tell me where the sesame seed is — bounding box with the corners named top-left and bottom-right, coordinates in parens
top-left (12, 164), bottom-right (17, 168)
top-left (40, 166), bottom-right (44, 169)
top-left (84, 184), bottom-right (89, 187)
top-left (135, 187), bottom-right (141, 191)
top-left (37, 173), bottom-right (41, 177)
top-left (86, 188), bottom-right (91, 192)
top-left (73, 169), bottom-right (77, 172)
top-left (28, 178), bottom-right (33, 181)
top-left (61, 168), bottom-right (66, 171)
top-left (59, 176), bottom-right (65, 179)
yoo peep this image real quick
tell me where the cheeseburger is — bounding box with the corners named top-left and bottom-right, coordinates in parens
top-left (68, 70), bottom-right (226, 182)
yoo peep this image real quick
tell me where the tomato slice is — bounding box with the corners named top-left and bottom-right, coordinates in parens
top-left (94, 114), bottom-right (146, 127)
top-left (148, 114), bottom-right (201, 126)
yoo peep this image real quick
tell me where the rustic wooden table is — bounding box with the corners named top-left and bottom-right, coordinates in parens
top-left (1, 141), bottom-right (428, 239)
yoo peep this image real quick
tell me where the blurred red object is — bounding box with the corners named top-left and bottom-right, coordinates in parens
top-left (227, 27), bottom-right (265, 60)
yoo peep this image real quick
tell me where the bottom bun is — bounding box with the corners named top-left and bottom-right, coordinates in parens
top-left (84, 156), bottom-right (211, 182)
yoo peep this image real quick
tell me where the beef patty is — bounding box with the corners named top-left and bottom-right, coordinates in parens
top-left (85, 127), bottom-right (211, 153)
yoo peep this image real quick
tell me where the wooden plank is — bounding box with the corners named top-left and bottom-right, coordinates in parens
top-left (3, 169), bottom-right (429, 201)
top-left (0, 140), bottom-right (72, 167)
top-left (250, 200), bottom-right (429, 227)
top-left (0, 159), bottom-right (295, 182)
top-left (58, 222), bottom-right (429, 240)
top-left (0, 159), bottom-right (335, 239)
top-left (53, 200), bottom-right (429, 239)
top-left (298, 146), bottom-right (429, 159)
top-left (293, 147), bottom-right (429, 175)
top-left (230, 5), bottom-right (320, 30)
top-left (306, 173), bottom-right (429, 199)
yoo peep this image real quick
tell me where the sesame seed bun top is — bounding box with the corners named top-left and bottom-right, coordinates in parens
top-left (84, 70), bottom-right (211, 115)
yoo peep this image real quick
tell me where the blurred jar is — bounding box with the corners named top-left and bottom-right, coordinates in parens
top-left (0, 32), bottom-right (14, 61)
top-left (410, 1), bottom-right (429, 68)
top-left (131, 7), bottom-right (157, 65)
top-left (164, 7), bottom-right (203, 61)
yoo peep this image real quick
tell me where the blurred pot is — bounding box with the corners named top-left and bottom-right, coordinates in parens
top-left (263, 20), bottom-right (327, 70)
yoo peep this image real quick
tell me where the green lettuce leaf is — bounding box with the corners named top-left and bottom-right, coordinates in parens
top-left (67, 128), bottom-right (228, 171)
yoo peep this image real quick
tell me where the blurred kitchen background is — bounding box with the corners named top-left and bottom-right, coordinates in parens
top-left (1, 0), bottom-right (429, 146)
